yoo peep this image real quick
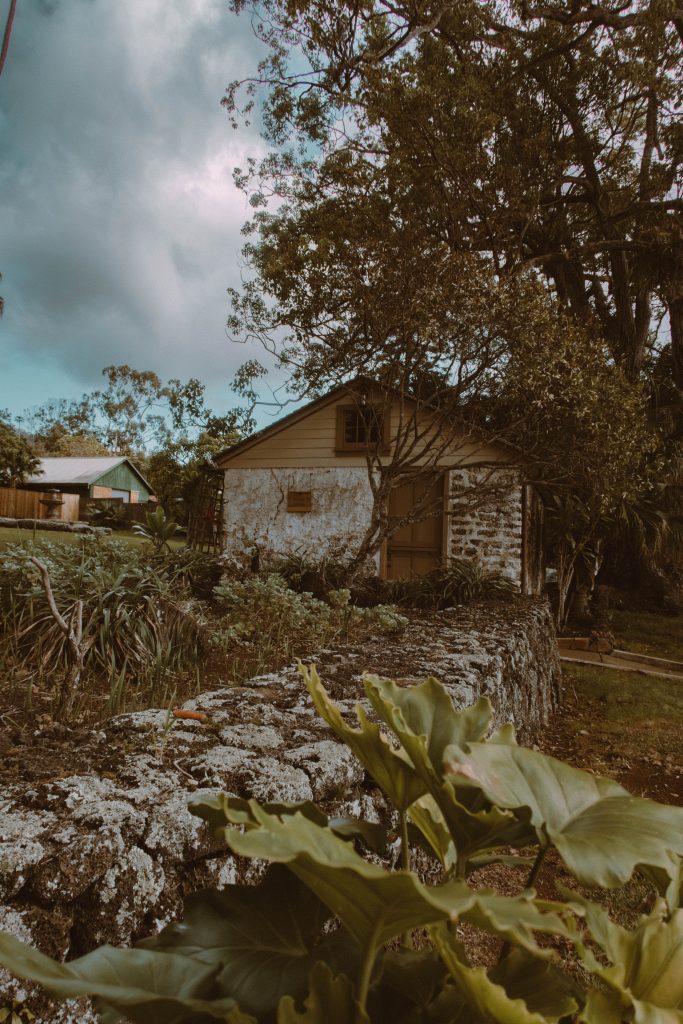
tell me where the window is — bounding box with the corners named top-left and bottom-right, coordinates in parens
top-left (335, 405), bottom-right (388, 452)
top-left (287, 490), bottom-right (312, 513)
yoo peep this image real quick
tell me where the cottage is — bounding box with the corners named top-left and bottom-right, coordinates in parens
top-left (23, 457), bottom-right (154, 507)
top-left (213, 381), bottom-right (544, 593)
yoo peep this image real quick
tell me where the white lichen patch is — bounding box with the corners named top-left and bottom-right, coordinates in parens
top-left (0, 806), bottom-right (55, 899)
top-left (285, 740), bottom-right (362, 800)
top-left (218, 723), bottom-right (284, 749)
top-left (144, 792), bottom-right (206, 861)
top-left (92, 846), bottom-right (165, 945)
top-left (191, 747), bottom-right (314, 802)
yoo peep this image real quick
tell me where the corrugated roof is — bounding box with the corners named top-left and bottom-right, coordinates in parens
top-left (27, 457), bottom-right (152, 489)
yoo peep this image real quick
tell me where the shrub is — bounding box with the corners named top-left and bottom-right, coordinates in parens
top-left (0, 667), bottom-right (681, 1022)
top-left (0, 540), bottom-right (203, 711)
top-left (389, 558), bottom-right (516, 609)
top-left (211, 573), bottom-right (405, 658)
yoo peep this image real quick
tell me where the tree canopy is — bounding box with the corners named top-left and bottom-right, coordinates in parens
top-left (228, 0), bottom-right (682, 391)
top-left (0, 414), bottom-right (39, 487)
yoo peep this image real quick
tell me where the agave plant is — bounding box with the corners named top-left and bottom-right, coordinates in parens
top-left (0, 667), bottom-right (681, 1022)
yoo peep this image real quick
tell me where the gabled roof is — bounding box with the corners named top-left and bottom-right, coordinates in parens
top-left (215, 375), bottom-right (526, 467)
top-left (27, 456), bottom-right (153, 491)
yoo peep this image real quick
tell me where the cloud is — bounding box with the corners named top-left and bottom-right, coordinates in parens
top-left (0, 0), bottom-right (272, 416)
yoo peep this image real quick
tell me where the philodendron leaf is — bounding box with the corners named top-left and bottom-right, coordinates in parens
top-left (138, 865), bottom-right (330, 1019)
top-left (431, 926), bottom-right (577, 1023)
top-left (277, 962), bottom-right (369, 1024)
top-left (444, 740), bottom-right (683, 890)
top-left (364, 675), bottom-right (536, 866)
top-left (192, 793), bottom-right (390, 856)
top-left (568, 891), bottom-right (683, 1024)
top-left (190, 800), bottom-right (570, 958)
top-left (300, 664), bottom-right (425, 811)
top-left (0, 933), bottom-right (254, 1024)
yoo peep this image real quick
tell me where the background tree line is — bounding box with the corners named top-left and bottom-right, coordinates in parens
top-left (1, 365), bottom-right (255, 522)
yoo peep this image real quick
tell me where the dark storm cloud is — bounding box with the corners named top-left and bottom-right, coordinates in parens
top-left (0, 0), bottom-right (270, 413)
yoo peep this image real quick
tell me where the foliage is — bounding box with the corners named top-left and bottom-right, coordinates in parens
top-left (0, 415), bottom-right (39, 486)
top-left (270, 549), bottom-right (352, 598)
top-left (387, 559), bottom-right (515, 610)
top-left (0, 539), bottom-right (203, 712)
top-left (15, 365), bottom-right (251, 521)
top-left (1, 668), bottom-right (682, 1022)
top-left (87, 501), bottom-right (129, 530)
top-left (225, 0), bottom-right (683, 391)
top-left (133, 506), bottom-right (180, 552)
top-left (211, 573), bottom-right (406, 657)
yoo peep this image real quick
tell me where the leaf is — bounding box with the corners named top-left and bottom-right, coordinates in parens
top-left (0, 932), bottom-right (255, 1024)
top-left (139, 865), bottom-right (330, 1018)
top-left (190, 793), bottom-right (390, 856)
top-left (374, 947), bottom-right (447, 1016)
top-left (568, 891), bottom-right (683, 1023)
top-left (192, 801), bottom-right (571, 958)
top-left (301, 664), bottom-right (425, 812)
top-left (364, 675), bottom-right (536, 867)
top-left (276, 962), bottom-right (369, 1024)
top-left (432, 925), bottom-right (577, 1023)
top-left (407, 795), bottom-right (456, 872)
top-left (444, 741), bottom-right (683, 890)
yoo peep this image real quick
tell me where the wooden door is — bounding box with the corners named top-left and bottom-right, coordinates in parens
top-left (385, 475), bottom-right (445, 580)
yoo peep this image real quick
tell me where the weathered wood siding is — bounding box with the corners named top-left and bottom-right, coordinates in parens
top-left (220, 396), bottom-right (511, 469)
top-left (0, 488), bottom-right (81, 522)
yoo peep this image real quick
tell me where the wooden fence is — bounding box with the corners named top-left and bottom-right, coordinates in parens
top-left (0, 487), bottom-right (81, 523)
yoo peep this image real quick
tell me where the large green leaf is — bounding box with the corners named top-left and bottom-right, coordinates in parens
top-left (192, 793), bottom-right (390, 856)
top-left (138, 865), bottom-right (333, 1019)
top-left (0, 932), bottom-right (254, 1024)
top-left (568, 891), bottom-right (683, 1024)
top-left (277, 962), bottom-right (369, 1024)
top-left (431, 925), bottom-right (577, 1023)
top-left (301, 664), bottom-right (425, 811)
top-left (444, 740), bottom-right (683, 889)
top-left (192, 801), bottom-right (570, 957)
top-left (363, 675), bottom-right (536, 867)
top-left (374, 948), bottom-right (447, 1019)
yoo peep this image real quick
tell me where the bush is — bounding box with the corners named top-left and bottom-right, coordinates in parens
top-left (1, 667), bottom-right (681, 1022)
top-left (211, 573), bottom-right (405, 657)
top-left (0, 539), bottom-right (203, 710)
top-left (388, 558), bottom-right (516, 609)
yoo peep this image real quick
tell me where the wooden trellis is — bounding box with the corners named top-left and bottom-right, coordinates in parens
top-left (187, 469), bottom-right (225, 554)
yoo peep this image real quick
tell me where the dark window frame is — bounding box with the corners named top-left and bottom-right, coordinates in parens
top-left (335, 404), bottom-right (390, 453)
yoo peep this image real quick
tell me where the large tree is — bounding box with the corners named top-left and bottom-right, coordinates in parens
top-left (227, 0), bottom-right (682, 392)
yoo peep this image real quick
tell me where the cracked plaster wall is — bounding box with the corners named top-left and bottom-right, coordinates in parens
top-left (222, 467), bottom-right (378, 566)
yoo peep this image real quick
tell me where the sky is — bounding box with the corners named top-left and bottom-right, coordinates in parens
top-left (0, 0), bottom-right (277, 422)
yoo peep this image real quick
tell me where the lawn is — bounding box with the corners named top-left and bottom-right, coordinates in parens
top-left (609, 607), bottom-right (683, 662)
top-left (0, 525), bottom-right (186, 550)
top-left (546, 600), bottom-right (683, 808)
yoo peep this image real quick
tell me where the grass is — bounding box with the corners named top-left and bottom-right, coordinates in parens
top-left (553, 662), bottom-right (683, 805)
top-left (0, 526), bottom-right (186, 550)
top-left (609, 607), bottom-right (683, 662)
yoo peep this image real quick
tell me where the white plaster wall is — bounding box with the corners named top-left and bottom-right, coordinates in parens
top-left (222, 467), bottom-right (378, 567)
top-left (448, 467), bottom-right (523, 585)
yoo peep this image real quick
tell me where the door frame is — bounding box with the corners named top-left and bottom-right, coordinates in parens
top-left (379, 470), bottom-right (449, 580)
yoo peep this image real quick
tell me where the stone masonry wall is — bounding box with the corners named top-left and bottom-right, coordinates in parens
top-left (222, 466), bottom-right (379, 568)
top-left (0, 599), bottom-right (559, 1022)
top-left (449, 467), bottom-right (523, 585)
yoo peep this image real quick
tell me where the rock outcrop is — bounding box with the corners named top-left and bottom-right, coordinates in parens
top-left (0, 598), bottom-right (559, 1021)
